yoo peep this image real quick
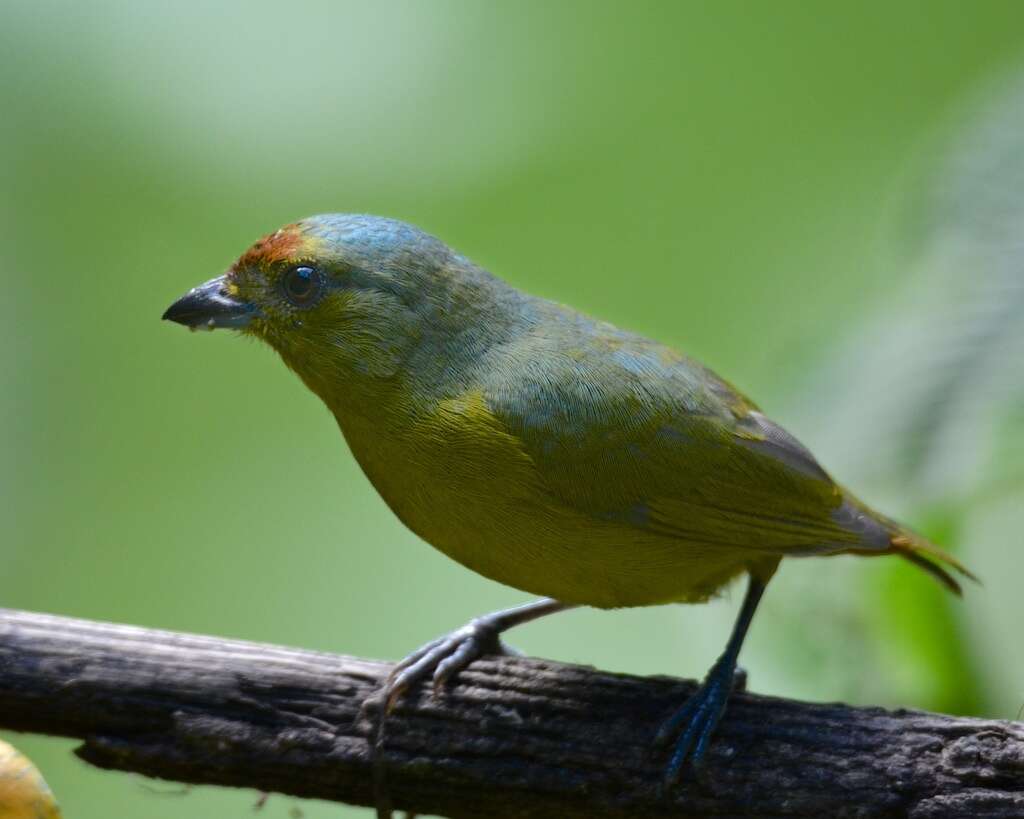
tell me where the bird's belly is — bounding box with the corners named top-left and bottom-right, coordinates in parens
top-left (339, 412), bottom-right (747, 608)
top-left (402, 491), bottom-right (747, 608)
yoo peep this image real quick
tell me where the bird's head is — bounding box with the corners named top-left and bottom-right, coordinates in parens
top-left (163, 214), bottom-right (481, 402)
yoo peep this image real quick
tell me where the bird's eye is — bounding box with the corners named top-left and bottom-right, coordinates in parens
top-left (282, 266), bottom-right (322, 308)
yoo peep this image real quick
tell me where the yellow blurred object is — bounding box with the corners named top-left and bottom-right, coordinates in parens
top-left (0, 740), bottom-right (62, 819)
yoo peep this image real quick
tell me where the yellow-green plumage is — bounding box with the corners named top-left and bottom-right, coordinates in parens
top-left (171, 214), bottom-right (967, 607)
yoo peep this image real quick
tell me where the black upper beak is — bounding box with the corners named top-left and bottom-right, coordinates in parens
top-left (162, 275), bottom-right (256, 330)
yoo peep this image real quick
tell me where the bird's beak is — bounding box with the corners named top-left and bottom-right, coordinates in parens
top-left (162, 275), bottom-right (257, 331)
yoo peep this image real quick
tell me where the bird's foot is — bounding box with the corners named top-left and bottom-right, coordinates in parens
top-left (655, 659), bottom-right (744, 787)
top-left (368, 626), bottom-right (513, 819)
top-left (731, 664), bottom-right (748, 693)
top-left (367, 600), bottom-right (565, 819)
top-left (382, 617), bottom-right (520, 711)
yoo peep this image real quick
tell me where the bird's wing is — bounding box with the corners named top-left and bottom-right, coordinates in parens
top-left (482, 329), bottom-right (888, 557)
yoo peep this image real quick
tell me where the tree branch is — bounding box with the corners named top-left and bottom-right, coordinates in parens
top-left (1, 608), bottom-right (1022, 818)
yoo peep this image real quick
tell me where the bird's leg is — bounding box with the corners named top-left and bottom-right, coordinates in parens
top-left (656, 573), bottom-right (768, 785)
top-left (383, 598), bottom-right (575, 708)
top-left (371, 599), bottom-right (574, 819)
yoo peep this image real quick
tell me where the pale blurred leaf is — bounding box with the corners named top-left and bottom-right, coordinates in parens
top-left (761, 68), bottom-right (1024, 716)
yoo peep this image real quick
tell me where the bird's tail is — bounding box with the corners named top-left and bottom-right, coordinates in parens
top-left (887, 527), bottom-right (978, 595)
top-left (838, 491), bottom-right (977, 594)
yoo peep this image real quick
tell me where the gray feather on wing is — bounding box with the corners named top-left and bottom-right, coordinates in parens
top-left (735, 411), bottom-right (832, 482)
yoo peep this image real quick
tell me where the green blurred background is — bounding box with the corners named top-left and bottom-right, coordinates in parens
top-left (3, 1), bottom-right (1024, 816)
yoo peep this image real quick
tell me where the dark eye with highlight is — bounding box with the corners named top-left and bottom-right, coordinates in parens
top-left (282, 266), bottom-right (322, 307)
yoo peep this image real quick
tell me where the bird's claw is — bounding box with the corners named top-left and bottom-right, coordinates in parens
top-left (731, 665), bottom-right (748, 693)
top-left (655, 662), bottom-right (744, 787)
top-left (382, 618), bottom-right (517, 710)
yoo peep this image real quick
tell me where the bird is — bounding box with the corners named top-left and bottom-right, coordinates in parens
top-left (163, 214), bottom-right (973, 783)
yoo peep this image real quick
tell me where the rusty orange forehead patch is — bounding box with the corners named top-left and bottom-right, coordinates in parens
top-left (235, 223), bottom-right (308, 269)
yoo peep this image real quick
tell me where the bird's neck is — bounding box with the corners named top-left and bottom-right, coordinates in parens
top-left (311, 269), bottom-right (530, 417)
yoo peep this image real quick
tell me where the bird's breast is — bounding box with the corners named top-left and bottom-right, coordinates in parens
top-left (332, 390), bottom-right (747, 607)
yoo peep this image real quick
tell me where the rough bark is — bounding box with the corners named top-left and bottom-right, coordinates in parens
top-left (0, 608), bottom-right (1022, 818)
